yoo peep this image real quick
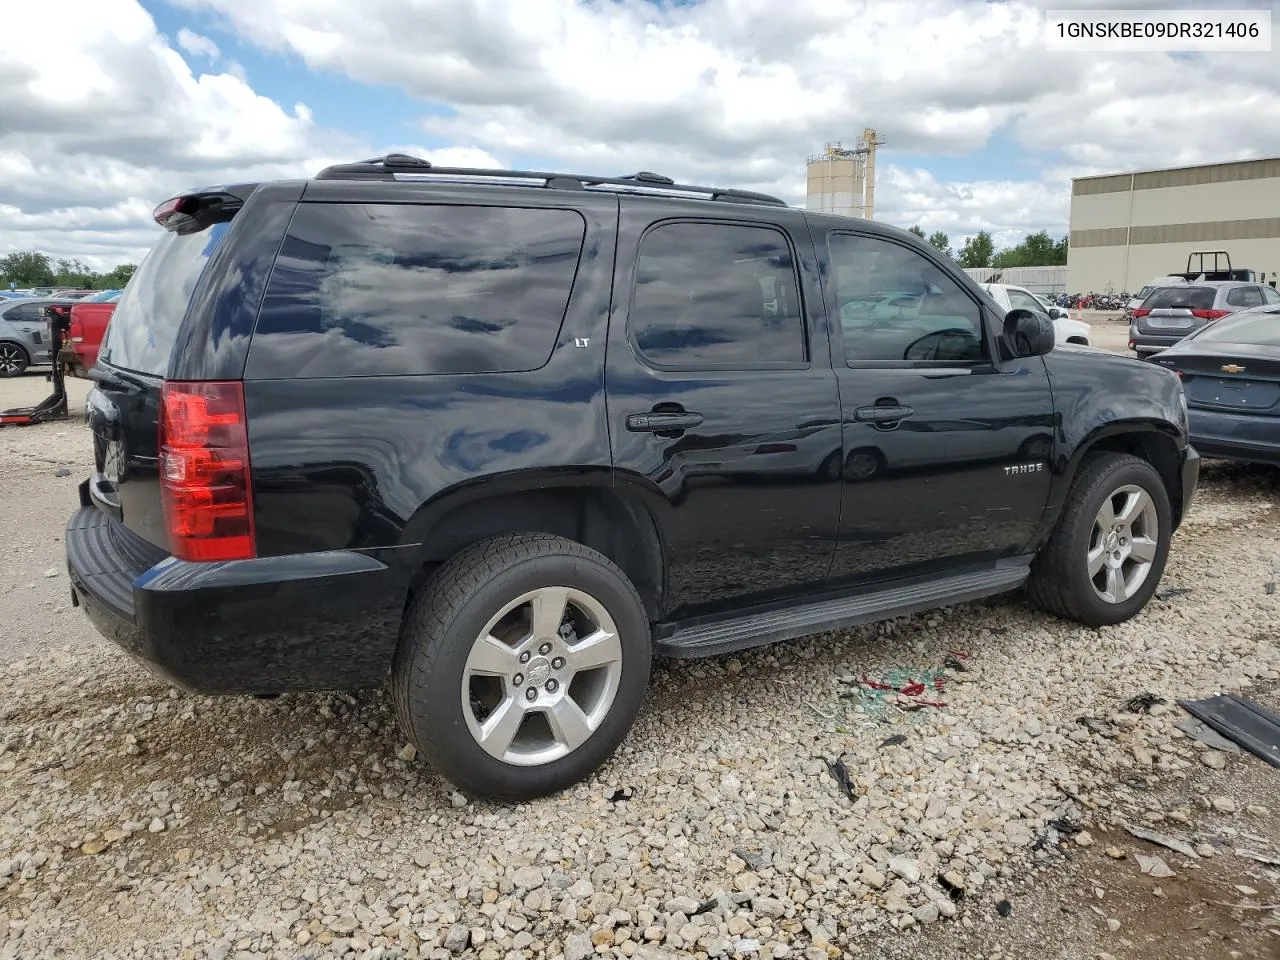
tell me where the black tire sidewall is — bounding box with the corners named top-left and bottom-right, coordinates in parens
top-left (0, 343), bottom-right (28, 377)
top-left (1061, 458), bottom-right (1172, 623)
top-left (404, 548), bottom-right (651, 801)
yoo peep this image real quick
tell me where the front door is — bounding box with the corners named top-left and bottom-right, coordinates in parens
top-left (819, 230), bottom-right (1056, 585)
top-left (606, 204), bottom-right (842, 619)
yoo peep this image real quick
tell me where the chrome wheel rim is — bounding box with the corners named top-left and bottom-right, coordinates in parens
top-left (461, 586), bottom-right (623, 766)
top-left (1088, 484), bottom-right (1159, 604)
top-left (0, 345), bottom-right (23, 373)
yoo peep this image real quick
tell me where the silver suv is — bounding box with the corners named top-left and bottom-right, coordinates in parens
top-left (1129, 280), bottom-right (1280, 358)
top-left (0, 298), bottom-right (69, 376)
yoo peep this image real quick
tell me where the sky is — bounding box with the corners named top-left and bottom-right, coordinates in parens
top-left (2, 0), bottom-right (1279, 271)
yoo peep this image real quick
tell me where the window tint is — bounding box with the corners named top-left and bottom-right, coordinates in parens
top-left (828, 233), bottom-right (986, 364)
top-left (1226, 286), bottom-right (1265, 308)
top-left (100, 221), bottom-right (231, 375)
top-left (1264, 286), bottom-right (1280, 304)
top-left (249, 204), bottom-right (586, 379)
top-left (1145, 286), bottom-right (1214, 310)
top-left (1006, 288), bottom-right (1045, 314)
top-left (3, 303), bottom-right (39, 322)
top-left (628, 222), bottom-right (805, 367)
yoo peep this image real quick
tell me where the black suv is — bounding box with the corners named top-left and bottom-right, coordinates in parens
top-left (66, 155), bottom-right (1199, 800)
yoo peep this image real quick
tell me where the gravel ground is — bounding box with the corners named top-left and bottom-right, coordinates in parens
top-left (1, 371), bottom-right (1278, 960)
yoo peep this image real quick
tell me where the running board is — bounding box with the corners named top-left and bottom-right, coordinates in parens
top-left (654, 565), bottom-right (1030, 659)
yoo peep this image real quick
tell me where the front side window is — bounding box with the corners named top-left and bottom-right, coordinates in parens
top-left (1006, 288), bottom-right (1047, 315)
top-left (1263, 286), bottom-right (1280, 304)
top-left (628, 221), bottom-right (806, 367)
top-left (828, 233), bottom-right (986, 364)
top-left (248, 203), bottom-right (586, 378)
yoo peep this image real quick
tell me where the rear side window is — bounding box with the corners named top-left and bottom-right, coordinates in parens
top-left (1144, 286), bottom-right (1214, 310)
top-left (99, 221), bottom-right (231, 376)
top-left (1196, 310), bottom-right (1280, 346)
top-left (247, 203), bottom-right (585, 378)
top-left (1265, 286), bottom-right (1280, 304)
top-left (628, 221), bottom-right (806, 368)
top-left (1226, 286), bottom-right (1265, 308)
top-left (2, 303), bottom-right (40, 322)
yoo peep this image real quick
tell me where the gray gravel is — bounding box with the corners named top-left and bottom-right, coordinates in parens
top-left (1, 374), bottom-right (1278, 960)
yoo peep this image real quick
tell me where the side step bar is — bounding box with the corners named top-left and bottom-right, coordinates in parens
top-left (654, 565), bottom-right (1030, 659)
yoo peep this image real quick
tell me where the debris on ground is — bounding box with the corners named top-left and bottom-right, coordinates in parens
top-left (1122, 691), bottom-right (1167, 714)
top-left (1179, 693), bottom-right (1280, 768)
top-left (1136, 854), bottom-right (1176, 878)
top-left (1175, 716), bottom-right (1244, 754)
top-left (1124, 823), bottom-right (1201, 859)
top-left (1156, 587), bottom-right (1193, 600)
top-left (825, 754), bottom-right (856, 801)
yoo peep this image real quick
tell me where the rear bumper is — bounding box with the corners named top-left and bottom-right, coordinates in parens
top-left (65, 495), bottom-right (412, 694)
top-left (1188, 408), bottom-right (1280, 465)
top-left (1132, 334), bottom-right (1185, 356)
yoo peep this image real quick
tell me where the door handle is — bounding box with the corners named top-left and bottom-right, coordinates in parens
top-left (626, 411), bottom-right (704, 433)
top-left (854, 405), bottom-right (914, 423)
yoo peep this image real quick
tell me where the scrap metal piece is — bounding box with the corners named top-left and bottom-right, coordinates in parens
top-left (1179, 694), bottom-right (1280, 769)
top-left (1124, 823), bottom-right (1200, 859)
top-left (1174, 717), bottom-right (1244, 754)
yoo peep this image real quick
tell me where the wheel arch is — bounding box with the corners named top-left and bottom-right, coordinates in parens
top-left (1036, 423), bottom-right (1187, 547)
top-left (402, 480), bottom-right (665, 623)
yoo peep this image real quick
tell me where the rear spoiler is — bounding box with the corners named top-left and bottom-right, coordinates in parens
top-left (152, 183), bottom-right (258, 234)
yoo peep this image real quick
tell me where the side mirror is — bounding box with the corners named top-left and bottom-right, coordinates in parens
top-left (1002, 308), bottom-right (1055, 358)
top-left (1048, 306), bottom-right (1066, 320)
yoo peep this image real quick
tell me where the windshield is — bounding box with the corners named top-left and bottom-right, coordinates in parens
top-left (99, 221), bottom-right (230, 375)
top-left (1145, 286), bottom-right (1215, 310)
top-left (1191, 309), bottom-right (1280, 347)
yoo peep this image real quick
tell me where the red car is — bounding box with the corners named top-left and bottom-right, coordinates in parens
top-left (58, 290), bottom-right (121, 378)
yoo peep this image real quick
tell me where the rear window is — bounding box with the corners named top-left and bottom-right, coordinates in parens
top-left (246, 203), bottom-right (586, 379)
top-left (1194, 309), bottom-right (1280, 347)
top-left (1144, 286), bottom-right (1215, 310)
top-left (99, 221), bottom-right (231, 375)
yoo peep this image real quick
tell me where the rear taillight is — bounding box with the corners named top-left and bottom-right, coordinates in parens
top-left (69, 317), bottom-right (84, 343)
top-left (1191, 309), bottom-right (1229, 320)
top-left (159, 381), bottom-right (256, 562)
top-left (1133, 308), bottom-right (1150, 318)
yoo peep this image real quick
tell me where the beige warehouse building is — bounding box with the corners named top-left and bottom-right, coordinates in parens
top-left (1067, 158), bottom-right (1280, 293)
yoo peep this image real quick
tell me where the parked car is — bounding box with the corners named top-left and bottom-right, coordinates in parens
top-left (0, 297), bottom-right (76, 375)
top-left (1151, 305), bottom-right (1280, 466)
top-left (1126, 276), bottom-right (1187, 314)
top-left (60, 289), bottom-right (122, 378)
top-left (1129, 281), bottom-right (1280, 358)
top-left (66, 155), bottom-right (1199, 801)
top-left (981, 283), bottom-right (1092, 345)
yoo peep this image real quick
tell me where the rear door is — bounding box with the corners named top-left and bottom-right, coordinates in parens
top-left (605, 200), bottom-right (841, 619)
top-left (1137, 285), bottom-right (1217, 338)
top-left (819, 228), bottom-right (1055, 585)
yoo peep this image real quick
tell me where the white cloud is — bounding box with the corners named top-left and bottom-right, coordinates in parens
top-left (176, 27), bottom-right (220, 59)
top-left (3, 0), bottom-right (1280, 269)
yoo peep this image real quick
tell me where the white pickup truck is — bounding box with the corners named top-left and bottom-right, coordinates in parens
top-left (981, 283), bottom-right (1092, 347)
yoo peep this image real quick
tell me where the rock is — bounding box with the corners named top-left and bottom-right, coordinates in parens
top-left (889, 856), bottom-right (921, 884)
top-left (860, 866), bottom-right (886, 889)
top-left (1246, 805), bottom-right (1269, 817)
top-left (726, 658), bottom-right (743, 675)
top-left (1024, 717), bottom-right (1044, 738)
top-left (512, 865), bottom-right (544, 890)
top-left (1105, 847), bottom-right (1125, 859)
top-left (592, 929), bottom-right (615, 947)
top-left (448, 791), bottom-right (468, 808)
top-left (1201, 752), bottom-right (1227, 770)
top-left (1107, 918), bottom-right (1121, 933)
top-left (80, 839), bottom-right (107, 855)
top-left (413, 849), bottom-right (432, 868)
top-left (913, 904), bottom-right (940, 924)
top-left (443, 923), bottom-right (470, 953)
top-left (1211, 797), bottom-right (1237, 813)
top-left (1136, 855), bottom-right (1175, 879)
top-left (1195, 843), bottom-right (1215, 858)
top-left (666, 896), bottom-right (700, 915)
top-left (43, 568), bottom-right (59, 579)
top-left (1075, 831), bottom-right (1095, 848)
top-left (565, 932), bottom-right (595, 960)
top-left (753, 897), bottom-right (785, 919)
top-left (397, 744), bottom-right (417, 763)
top-left (148, 818), bottom-right (166, 833)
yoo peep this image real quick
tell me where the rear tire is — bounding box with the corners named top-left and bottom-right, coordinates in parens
top-left (392, 533), bottom-right (651, 801)
top-left (1027, 453), bottom-right (1171, 627)
top-left (0, 342), bottom-right (29, 377)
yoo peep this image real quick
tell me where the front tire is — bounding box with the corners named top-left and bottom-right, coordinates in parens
top-left (392, 533), bottom-right (651, 801)
top-left (1027, 453), bottom-right (1171, 627)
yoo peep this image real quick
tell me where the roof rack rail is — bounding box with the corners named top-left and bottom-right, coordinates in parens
top-left (312, 154), bottom-right (788, 207)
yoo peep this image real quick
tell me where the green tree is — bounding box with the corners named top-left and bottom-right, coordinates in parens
top-left (0, 251), bottom-right (55, 287)
top-left (991, 230), bottom-right (1069, 268)
top-left (53, 257), bottom-right (95, 289)
top-left (100, 263), bottom-right (136, 289)
top-left (957, 231), bottom-right (995, 269)
top-left (907, 225), bottom-right (926, 239)
top-left (926, 230), bottom-right (952, 258)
